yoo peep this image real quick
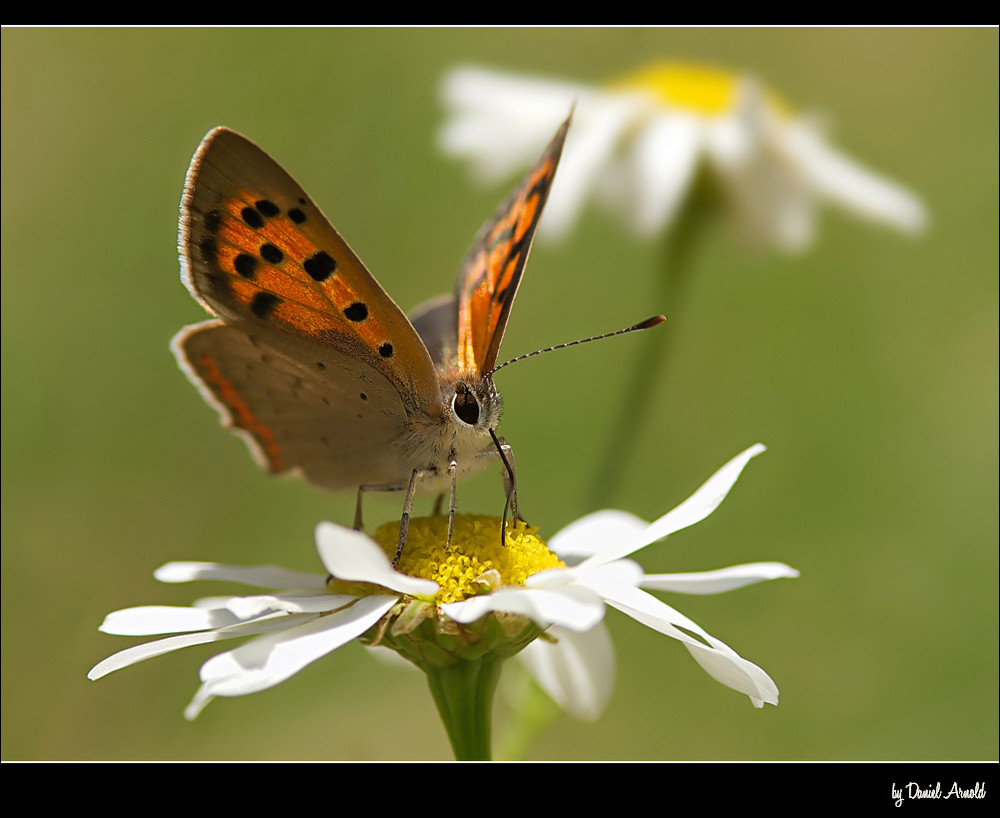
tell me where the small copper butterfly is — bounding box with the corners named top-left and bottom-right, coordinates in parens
top-left (172, 117), bottom-right (661, 562)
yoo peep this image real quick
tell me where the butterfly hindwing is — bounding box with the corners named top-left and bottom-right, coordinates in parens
top-left (179, 127), bottom-right (442, 417)
top-left (174, 320), bottom-right (414, 490)
top-left (454, 116), bottom-right (570, 375)
top-left (408, 293), bottom-right (458, 371)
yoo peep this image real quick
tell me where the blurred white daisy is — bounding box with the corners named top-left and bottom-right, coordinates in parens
top-left (89, 444), bottom-right (795, 729)
top-left (440, 62), bottom-right (927, 249)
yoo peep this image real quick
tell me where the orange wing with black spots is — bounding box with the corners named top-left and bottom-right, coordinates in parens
top-left (454, 116), bottom-right (570, 375)
top-left (179, 127), bottom-right (442, 416)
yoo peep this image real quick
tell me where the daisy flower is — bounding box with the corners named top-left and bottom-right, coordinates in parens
top-left (89, 444), bottom-right (796, 758)
top-left (439, 62), bottom-right (927, 248)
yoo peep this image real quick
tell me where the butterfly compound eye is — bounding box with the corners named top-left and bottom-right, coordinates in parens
top-left (452, 383), bottom-right (481, 426)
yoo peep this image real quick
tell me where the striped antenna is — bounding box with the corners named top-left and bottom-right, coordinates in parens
top-left (488, 315), bottom-right (665, 376)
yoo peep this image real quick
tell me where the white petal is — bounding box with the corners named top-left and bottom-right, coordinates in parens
top-left (578, 571), bottom-right (702, 643)
top-left (439, 66), bottom-right (582, 183)
top-left (441, 66), bottom-right (585, 125)
top-left (614, 111), bottom-right (704, 236)
top-left (314, 522), bottom-right (438, 598)
top-left (193, 594), bottom-right (396, 703)
top-left (98, 605), bottom-right (240, 636)
top-left (702, 83), bottom-right (820, 251)
top-left (581, 443), bottom-right (766, 568)
top-left (155, 561), bottom-right (326, 590)
top-left (632, 442), bottom-right (767, 545)
top-left (442, 585), bottom-right (605, 632)
top-left (704, 79), bottom-right (770, 170)
top-left (184, 686), bottom-right (215, 720)
top-left (191, 595), bottom-right (241, 610)
top-left (440, 112), bottom-right (559, 182)
top-left (87, 613), bottom-right (315, 680)
top-left (684, 640), bottom-right (779, 708)
top-left (555, 558), bottom-right (645, 593)
top-left (782, 120), bottom-right (928, 235)
top-left (538, 94), bottom-right (644, 241)
top-left (764, 176), bottom-right (818, 251)
top-left (704, 112), bottom-right (756, 169)
top-left (518, 623), bottom-right (615, 721)
top-left (709, 128), bottom-right (817, 250)
top-left (640, 561), bottom-right (800, 594)
top-left (548, 509), bottom-right (649, 560)
top-left (720, 143), bottom-right (816, 249)
top-left (224, 590), bottom-right (360, 619)
top-left (596, 579), bottom-right (779, 706)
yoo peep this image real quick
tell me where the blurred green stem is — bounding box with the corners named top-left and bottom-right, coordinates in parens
top-left (587, 181), bottom-right (717, 510)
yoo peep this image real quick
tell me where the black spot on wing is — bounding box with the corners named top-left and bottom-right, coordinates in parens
top-left (304, 251), bottom-right (337, 281)
top-left (234, 253), bottom-right (258, 279)
top-left (260, 243), bottom-right (283, 264)
top-left (241, 206), bottom-right (264, 229)
top-left (199, 236), bottom-right (217, 265)
top-left (344, 302), bottom-right (368, 322)
top-left (250, 292), bottom-right (280, 319)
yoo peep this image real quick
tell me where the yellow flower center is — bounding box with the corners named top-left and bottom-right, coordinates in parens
top-left (375, 515), bottom-right (563, 605)
top-left (608, 61), bottom-right (789, 117)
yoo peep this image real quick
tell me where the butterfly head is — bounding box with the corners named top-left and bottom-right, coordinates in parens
top-left (442, 372), bottom-right (502, 439)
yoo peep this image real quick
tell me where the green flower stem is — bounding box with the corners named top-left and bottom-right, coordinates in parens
top-left (425, 657), bottom-right (504, 760)
top-left (587, 175), bottom-right (719, 510)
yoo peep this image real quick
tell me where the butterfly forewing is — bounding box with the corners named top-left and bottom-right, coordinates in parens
top-left (179, 127), bottom-right (442, 415)
top-left (454, 117), bottom-right (570, 375)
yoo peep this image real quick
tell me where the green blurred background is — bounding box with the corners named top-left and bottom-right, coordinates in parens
top-left (2, 27), bottom-right (996, 761)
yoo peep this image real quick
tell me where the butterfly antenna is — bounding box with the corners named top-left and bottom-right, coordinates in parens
top-left (488, 315), bottom-right (666, 376)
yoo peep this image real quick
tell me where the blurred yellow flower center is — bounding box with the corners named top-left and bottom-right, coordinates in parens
top-left (374, 515), bottom-right (563, 605)
top-left (609, 61), bottom-right (788, 117)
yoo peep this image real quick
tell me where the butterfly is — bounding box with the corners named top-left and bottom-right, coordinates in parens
top-left (173, 117), bottom-right (571, 563)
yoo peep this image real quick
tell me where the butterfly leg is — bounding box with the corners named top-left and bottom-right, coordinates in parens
top-left (356, 481), bottom-right (408, 534)
top-left (394, 468), bottom-right (424, 567)
top-left (445, 457), bottom-right (458, 549)
top-left (488, 430), bottom-right (521, 546)
top-left (354, 486), bottom-right (367, 531)
top-left (499, 441), bottom-right (521, 524)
